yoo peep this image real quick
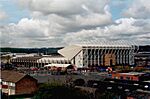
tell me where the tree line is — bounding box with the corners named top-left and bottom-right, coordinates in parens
top-left (0, 47), bottom-right (63, 55)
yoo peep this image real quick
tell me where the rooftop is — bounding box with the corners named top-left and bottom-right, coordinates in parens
top-left (119, 72), bottom-right (145, 76)
top-left (1, 70), bottom-right (26, 83)
top-left (75, 40), bottom-right (138, 47)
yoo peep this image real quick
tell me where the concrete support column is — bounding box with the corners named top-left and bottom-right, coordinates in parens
top-left (116, 49), bottom-right (120, 65)
top-left (89, 48), bottom-right (92, 66)
top-left (125, 50), bottom-right (128, 65)
top-left (100, 48), bottom-right (104, 66)
top-left (123, 49), bottom-right (126, 64)
top-left (102, 49), bottom-right (104, 66)
top-left (84, 48), bottom-right (88, 67)
top-left (120, 49), bottom-right (123, 65)
top-left (129, 49), bottom-right (132, 65)
top-left (98, 49), bottom-right (100, 66)
top-left (94, 48), bottom-right (97, 65)
top-left (131, 48), bottom-right (135, 65)
top-left (114, 49), bottom-right (117, 65)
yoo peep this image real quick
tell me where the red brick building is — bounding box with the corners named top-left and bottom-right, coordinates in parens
top-left (111, 72), bottom-right (146, 81)
top-left (1, 70), bottom-right (38, 95)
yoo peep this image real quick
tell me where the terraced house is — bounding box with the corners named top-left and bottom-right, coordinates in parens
top-left (1, 70), bottom-right (38, 95)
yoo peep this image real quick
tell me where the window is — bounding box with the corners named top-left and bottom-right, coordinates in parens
top-left (10, 82), bottom-right (15, 86)
top-left (9, 86), bottom-right (15, 90)
top-left (120, 76), bottom-right (123, 79)
top-left (2, 81), bottom-right (8, 85)
top-left (114, 76), bottom-right (118, 79)
top-left (126, 77), bottom-right (130, 80)
top-left (114, 76), bottom-right (116, 79)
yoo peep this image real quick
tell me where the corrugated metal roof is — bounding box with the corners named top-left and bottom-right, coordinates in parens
top-left (37, 57), bottom-right (70, 63)
top-left (58, 45), bottom-right (82, 60)
top-left (75, 40), bottom-right (137, 47)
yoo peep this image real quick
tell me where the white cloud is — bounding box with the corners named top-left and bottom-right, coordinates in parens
top-left (0, 18), bottom-right (65, 47)
top-left (19, 0), bottom-right (112, 27)
top-left (1, 17), bottom-right (150, 47)
top-left (63, 18), bottom-right (150, 45)
top-left (1, 0), bottom-right (150, 47)
top-left (75, 5), bottom-right (112, 26)
top-left (124, 0), bottom-right (150, 18)
top-left (17, 0), bottom-right (109, 15)
top-left (21, 0), bottom-right (112, 32)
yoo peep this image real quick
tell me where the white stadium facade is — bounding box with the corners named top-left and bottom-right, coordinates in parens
top-left (58, 40), bottom-right (139, 68)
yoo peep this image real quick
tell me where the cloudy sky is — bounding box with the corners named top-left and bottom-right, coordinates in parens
top-left (0, 0), bottom-right (150, 48)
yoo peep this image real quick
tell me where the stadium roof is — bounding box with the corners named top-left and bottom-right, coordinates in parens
top-left (75, 40), bottom-right (138, 47)
top-left (58, 45), bottom-right (82, 60)
top-left (58, 40), bottom-right (138, 60)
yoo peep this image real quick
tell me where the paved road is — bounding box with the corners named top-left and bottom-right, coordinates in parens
top-left (32, 72), bottom-right (109, 84)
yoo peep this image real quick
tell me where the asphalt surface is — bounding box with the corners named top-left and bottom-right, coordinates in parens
top-left (32, 72), bottom-right (109, 84)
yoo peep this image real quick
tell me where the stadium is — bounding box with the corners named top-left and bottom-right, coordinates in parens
top-left (58, 40), bottom-right (139, 68)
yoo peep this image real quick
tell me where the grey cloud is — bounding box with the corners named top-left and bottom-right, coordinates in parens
top-left (1, 0), bottom-right (150, 47)
top-left (63, 18), bottom-right (150, 45)
top-left (18, 0), bottom-right (109, 16)
top-left (1, 17), bottom-right (150, 47)
top-left (124, 0), bottom-right (150, 19)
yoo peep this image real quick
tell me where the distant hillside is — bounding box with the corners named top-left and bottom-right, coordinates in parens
top-left (0, 47), bottom-right (63, 55)
top-left (1, 45), bottom-right (149, 54)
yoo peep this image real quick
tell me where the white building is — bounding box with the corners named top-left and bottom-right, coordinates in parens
top-left (11, 56), bottom-right (71, 68)
top-left (58, 40), bottom-right (138, 68)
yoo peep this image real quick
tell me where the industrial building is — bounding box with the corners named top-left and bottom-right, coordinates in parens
top-left (134, 45), bottom-right (150, 67)
top-left (134, 52), bottom-right (150, 67)
top-left (58, 40), bottom-right (138, 68)
top-left (10, 56), bottom-right (71, 68)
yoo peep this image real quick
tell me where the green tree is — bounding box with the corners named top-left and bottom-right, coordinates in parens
top-left (33, 83), bottom-right (90, 99)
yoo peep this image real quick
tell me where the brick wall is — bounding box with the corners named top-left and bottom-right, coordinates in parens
top-left (104, 54), bottom-right (116, 66)
top-left (112, 73), bottom-right (139, 81)
top-left (15, 76), bottom-right (38, 95)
